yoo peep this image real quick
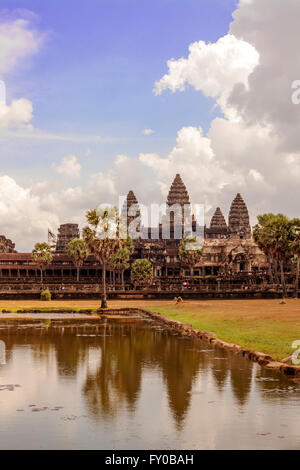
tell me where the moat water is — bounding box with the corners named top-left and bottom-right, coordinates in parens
top-left (0, 316), bottom-right (299, 450)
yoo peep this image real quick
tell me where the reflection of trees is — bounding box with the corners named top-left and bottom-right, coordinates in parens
top-left (0, 322), bottom-right (91, 377)
top-left (83, 321), bottom-right (152, 417)
top-left (0, 320), bottom-right (255, 427)
top-left (210, 354), bottom-right (229, 392)
top-left (1, 323), bottom-right (55, 368)
top-left (160, 336), bottom-right (201, 428)
top-left (82, 325), bottom-right (202, 428)
top-left (199, 347), bottom-right (253, 406)
top-left (229, 354), bottom-right (253, 406)
top-left (3, 318), bottom-right (299, 432)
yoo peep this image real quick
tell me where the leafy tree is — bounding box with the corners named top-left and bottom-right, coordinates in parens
top-left (32, 242), bottom-right (53, 283)
top-left (68, 238), bottom-right (88, 282)
top-left (253, 214), bottom-right (277, 283)
top-left (82, 206), bottom-right (125, 308)
top-left (179, 236), bottom-right (203, 276)
top-left (273, 216), bottom-right (293, 298)
top-left (110, 247), bottom-right (130, 290)
top-left (289, 218), bottom-right (300, 298)
top-left (253, 214), bottom-right (293, 297)
top-left (131, 259), bottom-right (153, 286)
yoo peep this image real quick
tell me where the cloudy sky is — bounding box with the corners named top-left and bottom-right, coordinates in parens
top-left (0, 0), bottom-right (299, 251)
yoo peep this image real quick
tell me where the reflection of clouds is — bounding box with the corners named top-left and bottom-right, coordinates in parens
top-left (87, 347), bottom-right (102, 375)
top-left (0, 339), bottom-right (6, 365)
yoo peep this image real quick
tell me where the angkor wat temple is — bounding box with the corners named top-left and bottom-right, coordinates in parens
top-left (0, 174), bottom-right (269, 298)
top-left (129, 174), bottom-right (266, 277)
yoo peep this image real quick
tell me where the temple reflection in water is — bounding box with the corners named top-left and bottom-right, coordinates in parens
top-left (1, 318), bottom-right (296, 433)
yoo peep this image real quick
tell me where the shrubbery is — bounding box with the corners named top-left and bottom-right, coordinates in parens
top-left (41, 289), bottom-right (51, 301)
top-left (131, 259), bottom-right (153, 285)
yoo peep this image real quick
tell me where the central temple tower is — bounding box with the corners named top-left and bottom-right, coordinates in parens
top-left (166, 174), bottom-right (192, 239)
top-left (228, 193), bottom-right (251, 239)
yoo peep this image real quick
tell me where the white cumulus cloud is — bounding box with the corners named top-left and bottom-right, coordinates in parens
top-left (150, 0), bottom-right (300, 224)
top-left (54, 155), bottom-right (81, 178)
top-left (0, 13), bottom-right (44, 131)
top-left (0, 175), bottom-right (59, 251)
top-left (154, 33), bottom-right (259, 115)
top-left (0, 16), bottom-right (43, 76)
top-left (0, 98), bottom-right (33, 128)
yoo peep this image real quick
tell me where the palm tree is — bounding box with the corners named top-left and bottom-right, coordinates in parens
top-left (125, 235), bottom-right (134, 256)
top-left (82, 206), bottom-right (125, 308)
top-left (179, 236), bottom-right (203, 277)
top-left (32, 242), bottom-right (53, 283)
top-left (68, 238), bottom-right (88, 282)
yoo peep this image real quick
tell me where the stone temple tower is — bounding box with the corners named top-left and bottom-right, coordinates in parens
top-left (55, 224), bottom-right (80, 253)
top-left (210, 207), bottom-right (227, 229)
top-left (167, 174), bottom-right (190, 208)
top-left (166, 174), bottom-right (191, 239)
top-left (122, 190), bottom-right (141, 236)
top-left (228, 193), bottom-right (251, 239)
top-left (206, 207), bottom-right (228, 239)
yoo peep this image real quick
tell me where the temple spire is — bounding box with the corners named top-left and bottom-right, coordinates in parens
top-left (228, 193), bottom-right (251, 238)
top-left (122, 190), bottom-right (141, 233)
top-left (166, 174), bottom-right (190, 207)
top-left (210, 207), bottom-right (227, 229)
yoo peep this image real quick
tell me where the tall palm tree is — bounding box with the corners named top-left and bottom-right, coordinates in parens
top-left (82, 207), bottom-right (125, 308)
top-left (32, 242), bottom-right (53, 283)
top-left (68, 238), bottom-right (88, 282)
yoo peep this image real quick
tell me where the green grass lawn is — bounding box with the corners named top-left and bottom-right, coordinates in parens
top-left (135, 300), bottom-right (300, 360)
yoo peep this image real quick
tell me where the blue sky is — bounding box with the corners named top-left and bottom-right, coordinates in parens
top-left (2, 0), bottom-right (296, 251)
top-left (1, 0), bottom-right (238, 182)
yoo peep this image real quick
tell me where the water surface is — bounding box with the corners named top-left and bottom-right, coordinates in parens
top-left (0, 317), bottom-right (299, 450)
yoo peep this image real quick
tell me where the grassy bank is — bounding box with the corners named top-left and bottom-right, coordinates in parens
top-left (0, 299), bottom-right (300, 360)
top-left (128, 299), bottom-right (300, 361)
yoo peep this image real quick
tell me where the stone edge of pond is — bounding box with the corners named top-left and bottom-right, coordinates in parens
top-left (134, 308), bottom-right (300, 379)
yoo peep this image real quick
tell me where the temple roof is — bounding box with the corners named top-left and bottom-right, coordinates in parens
top-left (210, 207), bottom-right (227, 229)
top-left (166, 174), bottom-right (190, 207)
